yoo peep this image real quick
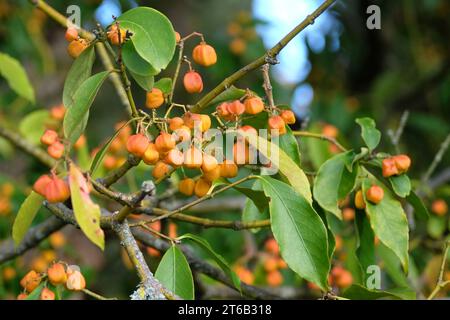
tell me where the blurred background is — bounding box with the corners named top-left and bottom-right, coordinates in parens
top-left (0, 0), bottom-right (449, 299)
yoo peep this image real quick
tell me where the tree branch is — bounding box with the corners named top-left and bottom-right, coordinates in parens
top-left (0, 216), bottom-right (65, 264)
top-left (132, 228), bottom-right (280, 300)
top-left (112, 220), bottom-right (178, 300)
top-left (191, 0), bottom-right (336, 112)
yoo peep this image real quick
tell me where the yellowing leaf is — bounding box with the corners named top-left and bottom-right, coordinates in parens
top-left (69, 164), bottom-right (104, 250)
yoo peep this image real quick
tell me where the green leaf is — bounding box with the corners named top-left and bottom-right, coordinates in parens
top-left (69, 164), bottom-right (105, 250)
top-left (90, 119), bottom-right (134, 175)
top-left (342, 284), bottom-right (415, 300)
top-left (389, 174), bottom-right (411, 197)
top-left (259, 176), bottom-right (330, 291)
top-left (18, 110), bottom-right (49, 145)
top-left (63, 45), bottom-right (96, 108)
top-left (313, 151), bottom-right (358, 219)
top-left (0, 52), bottom-right (35, 103)
top-left (279, 127), bottom-right (301, 166)
top-left (130, 71), bottom-right (154, 92)
top-left (362, 178), bottom-right (409, 272)
top-left (178, 233), bottom-right (241, 291)
top-left (12, 191), bottom-right (44, 246)
top-left (233, 186), bottom-right (269, 213)
top-left (355, 212), bottom-right (376, 281)
top-left (356, 118), bottom-right (381, 152)
top-left (377, 243), bottom-right (410, 288)
top-left (25, 283), bottom-right (45, 300)
top-left (239, 179), bottom-right (269, 212)
top-left (122, 41), bottom-right (158, 77)
top-left (242, 198), bottom-right (269, 233)
top-left (63, 71), bottom-right (110, 145)
top-left (154, 77), bottom-right (173, 94)
top-left (209, 86), bottom-right (247, 106)
top-left (406, 191), bottom-right (429, 220)
top-left (117, 7), bottom-right (176, 73)
top-left (155, 245), bottom-right (194, 300)
top-left (245, 134), bottom-right (312, 203)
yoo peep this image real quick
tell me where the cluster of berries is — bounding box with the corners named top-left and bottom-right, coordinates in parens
top-left (17, 263), bottom-right (86, 300)
top-left (382, 154), bottom-right (411, 178)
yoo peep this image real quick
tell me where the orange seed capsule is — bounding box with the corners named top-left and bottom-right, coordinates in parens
top-left (152, 161), bottom-right (170, 179)
top-left (40, 130), bottom-right (59, 146)
top-left (183, 70), bottom-right (203, 94)
top-left (244, 96), bottom-right (264, 115)
top-left (354, 190), bottom-right (366, 209)
top-left (194, 178), bottom-right (212, 197)
top-left (280, 110), bottom-right (296, 125)
top-left (155, 132), bottom-right (176, 153)
top-left (192, 42), bottom-right (217, 67)
top-left (47, 141), bottom-right (65, 160)
top-left (146, 88), bottom-right (165, 109)
top-left (178, 178), bottom-right (195, 196)
top-left (142, 143), bottom-right (159, 165)
top-left (366, 185), bottom-right (384, 205)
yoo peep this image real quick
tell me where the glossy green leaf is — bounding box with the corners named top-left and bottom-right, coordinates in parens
top-left (130, 71), bottom-right (154, 92)
top-left (245, 134), bottom-right (312, 203)
top-left (18, 110), bottom-right (49, 145)
top-left (69, 164), bottom-right (104, 250)
top-left (259, 176), bottom-right (330, 291)
top-left (0, 52), bottom-right (35, 103)
top-left (242, 198), bottom-right (269, 233)
top-left (342, 284), bottom-right (415, 300)
top-left (389, 174), bottom-right (411, 198)
top-left (239, 179), bottom-right (269, 211)
top-left (362, 178), bottom-right (409, 272)
top-left (313, 151), bottom-right (358, 219)
top-left (406, 191), bottom-right (429, 220)
top-left (63, 71), bottom-right (110, 145)
top-left (279, 127), bottom-right (301, 166)
top-left (63, 45), bottom-right (96, 108)
top-left (178, 233), bottom-right (241, 291)
top-left (355, 212), bottom-right (376, 281)
top-left (155, 245), bottom-right (194, 300)
top-left (117, 7), bottom-right (176, 73)
top-left (154, 77), bottom-right (173, 94)
top-left (356, 117), bottom-right (381, 152)
top-left (122, 41), bottom-right (158, 77)
top-left (209, 86), bottom-right (246, 106)
top-left (12, 191), bottom-right (44, 246)
top-left (377, 243), bottom-right (410, 288)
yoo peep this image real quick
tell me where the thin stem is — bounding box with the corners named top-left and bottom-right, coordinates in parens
top-left (421, 133), bottom-right (450, 186)
top-left (427, 241), bottom-right (450, 300)
top-left (180, 31), bottom-right (205, 43)
top-left (387, 110), bottom-right (410, 153)
top-left (150, 175), bottom-right (258, 223)
top-left (191, 0), bottom-right (336, 112)
top-left (133, 222), bottom-right (180, 243)
top-left (292, 130), bottom-right (347, 152)
top-left (168, 42), bottom-right (185, 104)
top-left (82, 288), bottom-right (117, 300)
top-left (134, 208), bottom-right (270, 230)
